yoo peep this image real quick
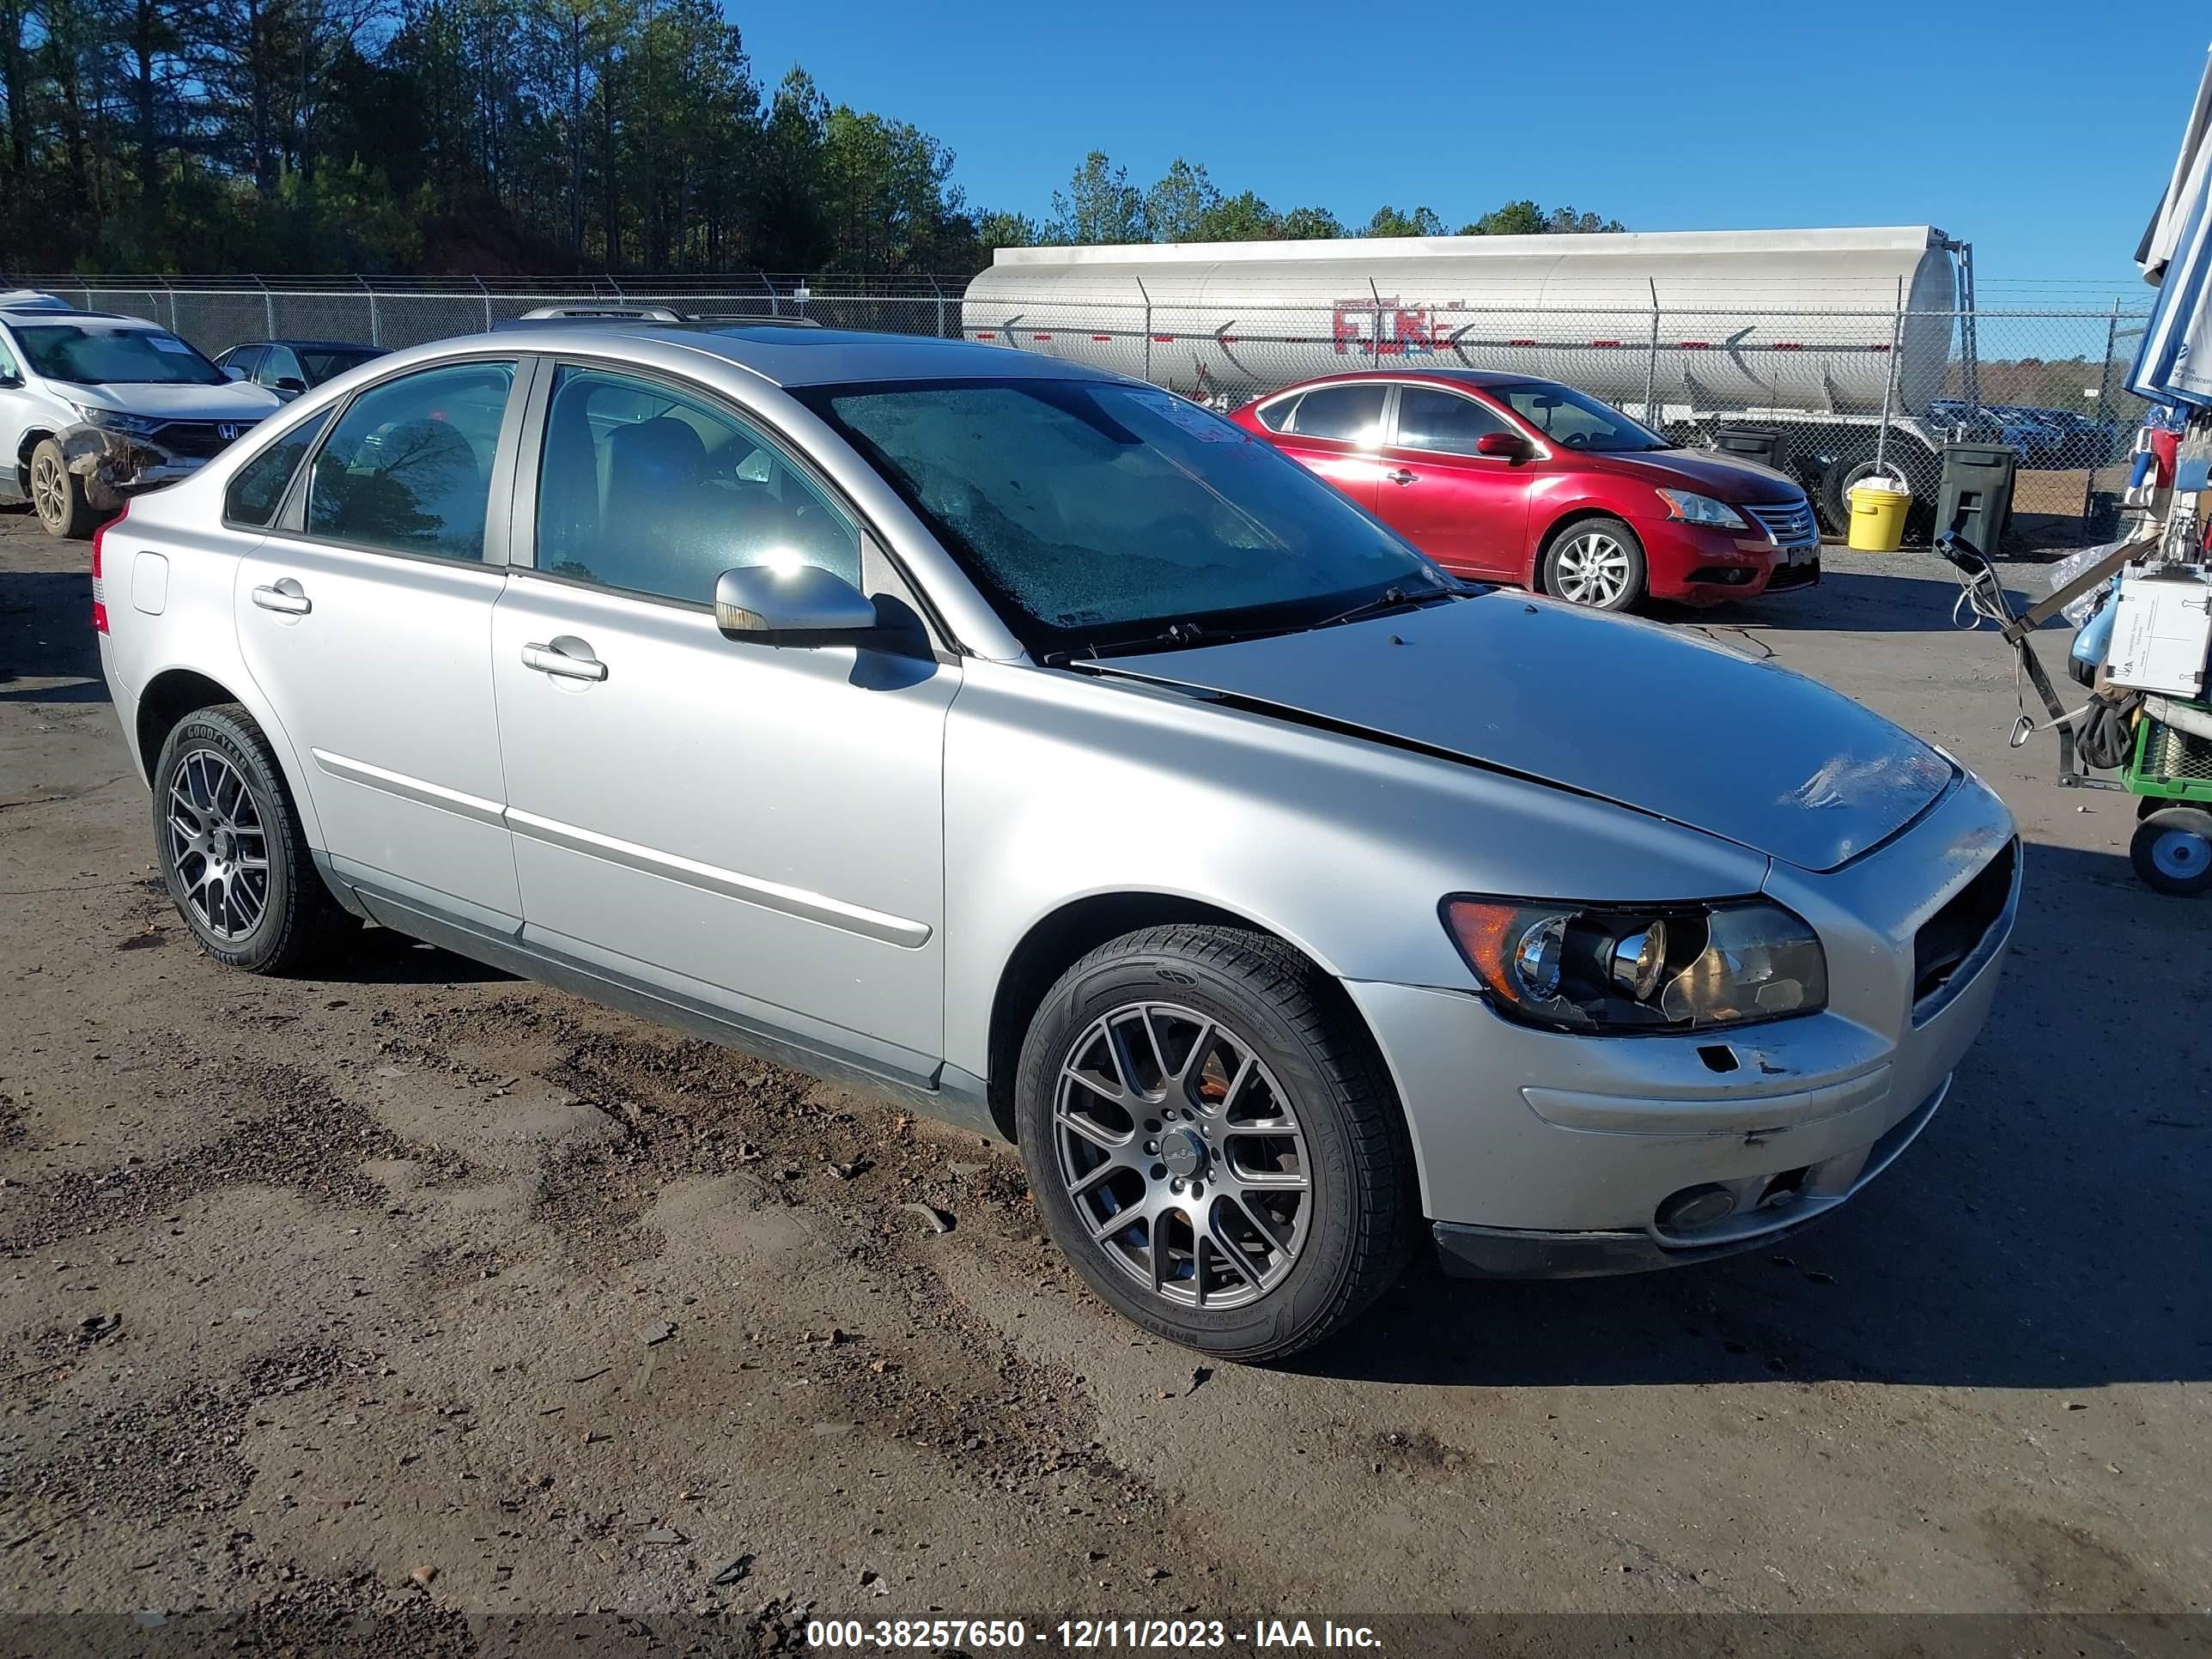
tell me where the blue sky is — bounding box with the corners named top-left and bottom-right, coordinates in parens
top-left (741, 0), bottom-right (2203, 298)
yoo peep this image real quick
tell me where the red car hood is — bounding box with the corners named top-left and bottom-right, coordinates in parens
top-left (1581, 447), bottom-right (1804, 502)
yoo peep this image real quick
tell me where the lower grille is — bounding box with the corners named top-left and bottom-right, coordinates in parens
top-left (1911, 839), bottom-right (2017, 1016)
top-left (1744, 497), bottom-right (1817, 547)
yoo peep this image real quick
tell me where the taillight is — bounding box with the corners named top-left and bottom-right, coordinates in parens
top-left (89, 503), bottom-right (125, 635)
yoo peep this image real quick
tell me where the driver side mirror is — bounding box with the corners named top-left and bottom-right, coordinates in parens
top-left (274, 376), bottom-right (307, 394)
top-left (714, 562), bottom-right (882, 645)
top-left (222, 364), bottom-right (247, 380)
top-left (1476, 431), bottom-right (1532, 459)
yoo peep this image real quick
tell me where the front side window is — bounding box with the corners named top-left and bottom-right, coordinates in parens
top-left (534, 364), bottom-right (860, 604)
top-left (222, 345), bottom-right (264, 379)
top-left (258, 347), bottom-right (302, 387)
top-left (1395, 386), bottom-right (1516, 456)
top-left (11, 323), bottom-right (226, 386)
top-left (1285, 384), bottom-right (1386, 444)
top-left (1493, 380), bottom-right (1671, 453)
top-left (307, 360), bottom-right (514, 560)
top-left (803, 377), bottom-right (1442, 653)
top-left (225, 409), bottom-right (331, 527)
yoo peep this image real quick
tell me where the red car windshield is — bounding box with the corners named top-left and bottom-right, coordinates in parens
top-left (1491, 381), bottom-right (1673, 454)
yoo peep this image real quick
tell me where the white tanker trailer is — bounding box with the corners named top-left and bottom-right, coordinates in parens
top-left (961, 226), bottom-right (1972, 532)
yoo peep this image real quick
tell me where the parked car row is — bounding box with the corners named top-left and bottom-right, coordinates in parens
top-left (0, 289), bottom-right (386, 538)
top-left (1925, 398), bottom-right (2123, 467)
top-left (95, 316), bottom-right (2018, 1359)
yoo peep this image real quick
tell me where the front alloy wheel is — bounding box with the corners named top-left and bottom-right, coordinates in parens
top-left (29, 437), bottom-right (94, 538)
top-left (1054, 1000), bottom-right (1311, 1310)
top-left (1543, 516), bottom-right (1646, 611)
top-left (1017, 925), bottom-right (1413, 1362)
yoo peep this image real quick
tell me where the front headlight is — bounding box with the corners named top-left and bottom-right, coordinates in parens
top-left (1655, 488), bottom-right (1747, 530)
top-left (1441, 896), bottom-right (1826, 1033)
top-left (71, 404), bottom-right (161, 438)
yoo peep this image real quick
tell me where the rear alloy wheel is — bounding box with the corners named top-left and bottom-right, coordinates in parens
top-left (2131, 806), bottom-right (2212, 896)
top-left (29, 437), bottom-right (94, 538)
top-left (153, 702), bottom-right (348, 972)
top-left (1016, 925), bottom-right (1413, 1363)
top-left (1542, 516), bottom-right (1646, 611)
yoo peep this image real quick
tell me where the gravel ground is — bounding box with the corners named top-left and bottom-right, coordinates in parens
top-left (1, 512), bottom-right (2207, 1652)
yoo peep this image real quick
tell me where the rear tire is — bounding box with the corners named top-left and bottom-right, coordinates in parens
top-left (1540, 516), bottom-right (1646, 611)
top-left (1015, 925), bottom-right (1414, 1364)
top-left (29, 438), bottom-right (94, 538)
top-left (153, 703), bottom-right (348, 972)
top-left (2131, 807), bottom-right (2212, 896)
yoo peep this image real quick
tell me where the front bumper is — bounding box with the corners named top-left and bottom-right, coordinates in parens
top-left (1640, 517), bottom-right (1820, 603)
top-left (1344, 783), bottom-right (2017, 1278)
top-left (61, 422), bottom-right (210, 510)
top-left (1432, 1073), bottom-right (1948, 1277)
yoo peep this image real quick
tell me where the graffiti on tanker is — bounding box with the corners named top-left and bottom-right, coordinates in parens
top-left (1333, 298), bottom-right (1441, 357)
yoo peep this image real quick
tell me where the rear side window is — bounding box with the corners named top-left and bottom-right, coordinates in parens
top-left (307, 360), bottom-right (514, 561)
top-left (1254, 395), bottom-right (1298, 433)
top-left (224, 409), bottom-right (331, 527)
top-left (1395, 387), bottom-right (1515, 456)
top-left (1287, 384), bottom-right (1386, 443)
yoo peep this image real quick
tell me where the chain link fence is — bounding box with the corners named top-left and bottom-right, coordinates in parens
top-left (6, 272), bottom-right (2152, 548)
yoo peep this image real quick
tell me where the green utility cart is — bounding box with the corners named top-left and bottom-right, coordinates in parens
top-left (2128, 704), bottom-right (2212, 895)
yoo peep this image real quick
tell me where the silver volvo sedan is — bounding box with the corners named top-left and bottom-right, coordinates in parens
top-left (94, 323), bottom-right (2019, 1360)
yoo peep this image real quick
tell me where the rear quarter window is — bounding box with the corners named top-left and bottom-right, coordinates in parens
top-left (224, 409), bottom-right (332, 527)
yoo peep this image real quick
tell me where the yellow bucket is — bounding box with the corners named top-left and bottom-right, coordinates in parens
top-left (1845, 477), bottom-right (1911, 552)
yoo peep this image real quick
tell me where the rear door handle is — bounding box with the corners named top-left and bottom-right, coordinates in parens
top-left (1385, 468), bottom-right (1418, 485)
top-left (251, 580), bottom-right (311, 615)
top-left (521, 640), bottom-right (607, 682)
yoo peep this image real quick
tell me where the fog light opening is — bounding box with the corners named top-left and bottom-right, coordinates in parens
top-left (1759, 1168), bottom-right (1809, 1210)
top-left (1656, 1183), bottom-right (1737, 1233)
top-left (1696, 1043), bottom-right (1740, 1074)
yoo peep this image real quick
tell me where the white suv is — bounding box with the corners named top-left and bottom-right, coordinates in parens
top-left (0, 292), bottom-right (281, 537)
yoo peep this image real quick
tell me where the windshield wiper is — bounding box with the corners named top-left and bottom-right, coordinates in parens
top-left (1043, 619), bottom-right (1212, 665)
top-left (1311, 584), bottom-right (1456, 631)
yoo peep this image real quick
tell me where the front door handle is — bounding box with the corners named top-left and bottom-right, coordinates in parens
top-left (251, 580), bottom-right (311, 615)
top-left (521, 639), bottom-right (608, 682)
top-left (1385, 468), bottom-right (1418, 485)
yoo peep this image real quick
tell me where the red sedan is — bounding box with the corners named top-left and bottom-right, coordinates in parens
top-left (1231, 370), bottom-right (1820, 610)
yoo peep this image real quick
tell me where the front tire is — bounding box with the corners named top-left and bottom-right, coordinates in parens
top-left (2131, 807), bottom-right (2212, 896)
top-left (29, 437), bottom-right (94, 538)
top-left (153, 703), bottom-right (347, 972)
top-left (1015, 925), bottom-right (1413, 1363)
top-left (1541, 516), bottom-right (1646, 611)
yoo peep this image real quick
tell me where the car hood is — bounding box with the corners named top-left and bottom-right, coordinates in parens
top-left (1584, 447), bottom-right (1803, 501)
top-left (60, 381), bottom-right (283, 420)
top-left (1099, 593), bottom-right (1954, 875)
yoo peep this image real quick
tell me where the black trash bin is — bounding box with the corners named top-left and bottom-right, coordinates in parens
top-left (1708, 425), bottom-right (1787, 471)
top-left (1937, 442), bottom-right (2018, 557)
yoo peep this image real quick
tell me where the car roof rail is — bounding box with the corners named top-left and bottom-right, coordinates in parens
top-left (515, 302), bottom-right (687, 322)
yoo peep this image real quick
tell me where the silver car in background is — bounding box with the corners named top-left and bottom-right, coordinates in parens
top-left (94, 323), bottom-right (2018, 1360)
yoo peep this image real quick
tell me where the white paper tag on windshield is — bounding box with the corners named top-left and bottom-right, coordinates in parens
top-left (147, 334), bottom-right (192, 354)
top-left (1127, 389), bottom-right (1243, 442)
